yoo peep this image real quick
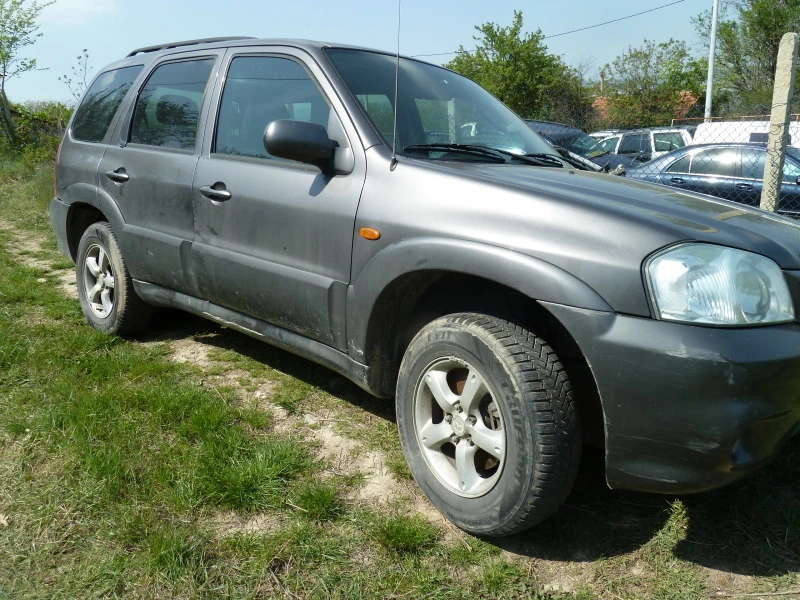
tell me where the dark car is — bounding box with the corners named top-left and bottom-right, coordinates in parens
top-left (51, 37), bottom-right (800, 537)
top-left (525, 119), bottom-right (642, 171)
top-left (626, 142), bottom-right (800, 215)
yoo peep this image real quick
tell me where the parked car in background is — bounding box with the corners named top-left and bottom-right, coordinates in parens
top-left (598, 127), bottom-right (693, 162)
top-left (625, 142), bottom-right (800, 215)
top-left (525, 120), bottom-right (639, 171)
top-left (588, 129), bottom-right (622, 140)
top-left (692, 120), bottom-right (800, 148)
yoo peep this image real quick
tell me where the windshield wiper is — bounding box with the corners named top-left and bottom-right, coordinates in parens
top-left (518, 152), bottom-right (568, 167)
top-left (403, 144), bottom-right (507, 163)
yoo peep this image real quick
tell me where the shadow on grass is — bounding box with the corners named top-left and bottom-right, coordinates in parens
top-left (141, 309), bottom-right (800, 576)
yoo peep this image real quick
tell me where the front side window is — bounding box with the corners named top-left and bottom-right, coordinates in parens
top-left (72, 65), bottom-right (143, 142)
top-left (129, 58), bottom-right (215, 151)
top-left (690, 148), bottom-right (738, 177)
top-left (618, 133), bottom-right (647, 155)
top-left (214, 56), bottom-right (339, 160)
top-left (741, 148), bottom-right (766, 180)
top-left (783, 158), bottom-right (800, 183)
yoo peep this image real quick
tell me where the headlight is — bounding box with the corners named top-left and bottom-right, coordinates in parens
top-left (646, 244), bottom-right (795, 325)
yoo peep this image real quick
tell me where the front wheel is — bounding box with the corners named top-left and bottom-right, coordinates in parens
top-left (396, 313), bottom-right (581, 536)
top-left (75, 222), bottom-right (151, 336)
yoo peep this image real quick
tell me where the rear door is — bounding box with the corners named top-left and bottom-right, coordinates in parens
top-left (98, 51), bottom-right (221, 292)
top-left (190, 48), bottom-right (366, 350)
top-left (684, 147), bottom-right (741, 201)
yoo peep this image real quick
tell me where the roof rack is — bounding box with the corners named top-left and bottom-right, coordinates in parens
top-left (127, 36), bottom-right (256, 57)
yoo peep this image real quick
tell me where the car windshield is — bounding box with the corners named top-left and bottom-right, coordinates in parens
top-left (325, 48), bottom-right (557, 161)
top-left (552, 133), bottom-right (608, 159)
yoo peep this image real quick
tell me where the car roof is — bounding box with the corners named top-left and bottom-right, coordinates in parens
top-left (96, 36), bottom-right (444, 79)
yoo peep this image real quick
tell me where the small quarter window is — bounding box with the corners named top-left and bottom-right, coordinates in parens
top-left (665, 155), bottom-right (690, 173)
top-left (72, 65), bottom-right (143, 143)
top-left (129, 58), bottom-right (215, 151)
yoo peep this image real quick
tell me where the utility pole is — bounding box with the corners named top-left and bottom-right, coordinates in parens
top-left (704, 0), bottom-right (720, 122)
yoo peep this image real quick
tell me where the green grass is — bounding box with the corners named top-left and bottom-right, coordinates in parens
top-left (0, 150), bottom-right (798, 599)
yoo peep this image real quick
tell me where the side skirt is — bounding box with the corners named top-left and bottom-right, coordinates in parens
top-left (133, 280), bottom-right (378, 396)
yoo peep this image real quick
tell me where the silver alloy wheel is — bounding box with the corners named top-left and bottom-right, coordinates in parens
top-left (82, 243), bottom-right (116, 319)
top-left (413, 357), bottom-right (506, 498)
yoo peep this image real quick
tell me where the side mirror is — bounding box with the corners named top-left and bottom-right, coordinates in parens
top-left (636, 152), bottom-right (652, 163)
top-left (264, 120), bottom-right (335, 172)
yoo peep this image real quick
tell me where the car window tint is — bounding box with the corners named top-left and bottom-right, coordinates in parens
top-left (690, 148), bottom-right (738, 177)
top-left (653, 133), bottom-right (686, 153)
top-left (741, 148), bottom-right (766, 179)
top-left (598, 136), bottom-right (618, 152)
top-left (72, 65), bottom-right (143, 143)
top-left (783, 158), bottom-right (800, 183)
top-left (214, 56), bottom-right (337, 160)
top-left (665, 155), bottom-right (691, 173)
top-left (618, 133), bottom-right (647, 155)
top-left (129, 58), bottom-right (215, 151)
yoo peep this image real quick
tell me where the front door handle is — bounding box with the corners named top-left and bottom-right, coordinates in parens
top-left (200, 184), bottom-right (232, 202)
top-left (105, 168), bottom-right (129, 183)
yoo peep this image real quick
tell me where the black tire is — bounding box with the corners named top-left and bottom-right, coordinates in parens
top-left (75, 222), bottom-right (151, 336)
top-left (396, 313), bottom-right (581, 536)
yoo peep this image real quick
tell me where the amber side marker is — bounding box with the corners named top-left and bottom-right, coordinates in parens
top-left (360, 227), bottom-right (381, 240)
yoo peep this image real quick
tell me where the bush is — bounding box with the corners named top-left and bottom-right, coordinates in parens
top-left (0, 100), bottom-right (72, 165)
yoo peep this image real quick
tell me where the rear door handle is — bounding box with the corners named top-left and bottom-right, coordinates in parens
top-left (735, 183), bottom-right (753, 190)
top-left (105, 168), bottom-right (129, 183)
top-left (670, 177), bottom-right (685, 184)
top-left (200, 184), bottom-right (232, 202)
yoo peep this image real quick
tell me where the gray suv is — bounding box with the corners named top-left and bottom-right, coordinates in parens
top-left (50, 37), bottom-right (800, 537)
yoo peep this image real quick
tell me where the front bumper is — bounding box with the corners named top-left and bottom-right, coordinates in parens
top-left (542, 302), bottom-right (800, 494)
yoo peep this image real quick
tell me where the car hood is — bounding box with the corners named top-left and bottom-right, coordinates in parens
top-left (446, 162), bottom-right (800, 269)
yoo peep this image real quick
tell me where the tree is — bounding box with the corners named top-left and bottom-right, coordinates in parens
top-left (602, 39), bottom-right (706, 128)
top-left (59, 48), bottom-right (92, 104)
top-left (0, 0), bottom-right (55, 143)
top-left (694, 0), bottom-right (800, 115)
top-left (445, 11), bottom-right (592, 123)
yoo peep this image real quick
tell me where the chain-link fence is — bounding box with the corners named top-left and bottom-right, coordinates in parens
top-left (526, 114), bottom-right (799, 218)
top-left (522, 34), bottom-right (800, 219)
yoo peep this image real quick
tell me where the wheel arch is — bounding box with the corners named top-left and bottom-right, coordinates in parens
top-left (64, 187), bottom-right (126, 261)
top-left (349, 238), bottom-right (607, 447)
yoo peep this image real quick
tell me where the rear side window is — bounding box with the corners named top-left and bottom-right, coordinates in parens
top-left (214, 56), bottom-right (338, 160)
top-left (653, 132), bottom-right (686, 153)
top-left (690, 148), bottom-right (738, 177)
top-left (71, 65), bottom-right (143, 142)
top-left (129, 58), bottom-right (215, 151)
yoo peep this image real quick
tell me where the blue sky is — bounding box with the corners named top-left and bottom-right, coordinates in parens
top-left (13, 0), bottom-right (709, 103)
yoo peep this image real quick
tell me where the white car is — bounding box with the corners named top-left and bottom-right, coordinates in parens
top-left (598, 128), bottom-right (693, 162)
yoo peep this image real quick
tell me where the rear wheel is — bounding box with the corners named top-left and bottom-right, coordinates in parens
top-left (396, 313), bottom-right (581, 536)
top-left (75, 222), bottom-right (151, 336)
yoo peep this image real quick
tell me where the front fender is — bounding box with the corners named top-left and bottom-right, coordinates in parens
top-left (346, 236), bottom-right (613, 359)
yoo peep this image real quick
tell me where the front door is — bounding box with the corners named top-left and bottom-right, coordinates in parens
top-left (191, 50), bottom-right (366, 350)
top-left (98, 53), bottom-right (219, 292)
